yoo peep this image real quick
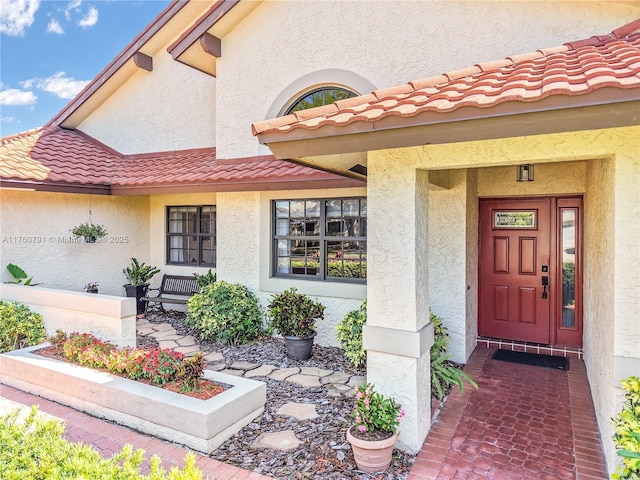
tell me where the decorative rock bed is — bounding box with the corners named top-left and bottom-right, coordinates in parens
top-left (0, 343), bottom-right (266, 454)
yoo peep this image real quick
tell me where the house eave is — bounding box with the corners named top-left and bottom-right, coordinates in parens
top-left (110, 177), bottom-right (365, 196)
top-left (256, 88), bottom-right (640, 172)
top-left (0, 179), bottom-right (112, 195)
top-left (167, 0), bottom-right (263, 77)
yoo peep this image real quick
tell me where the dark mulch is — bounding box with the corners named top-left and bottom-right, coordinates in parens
top-left (140, 308), bottom-right (415, 479)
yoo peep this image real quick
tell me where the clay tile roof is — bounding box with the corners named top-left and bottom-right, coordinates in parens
top-left (0, 126), bottom-right (356, 191)
top-left (0, 126), bottom-right (122, 185)
top-left (252, 19), bottom-right (640, 137)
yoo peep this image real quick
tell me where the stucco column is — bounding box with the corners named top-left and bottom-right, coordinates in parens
top-left (363, 151), bottom-right (433, 454)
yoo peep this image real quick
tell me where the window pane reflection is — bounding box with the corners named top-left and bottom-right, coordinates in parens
top-left (561, 209), bottom-right (576, 328)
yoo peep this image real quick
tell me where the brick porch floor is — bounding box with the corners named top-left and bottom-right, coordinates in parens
top-left (408, 346), bottom-right (609, 480)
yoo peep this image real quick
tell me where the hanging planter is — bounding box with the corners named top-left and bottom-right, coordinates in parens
top-left (71, 222), bottom-right (107, 243)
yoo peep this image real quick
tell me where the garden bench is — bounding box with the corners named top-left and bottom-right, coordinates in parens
top-left (141, 274), bottom-right (200, 316)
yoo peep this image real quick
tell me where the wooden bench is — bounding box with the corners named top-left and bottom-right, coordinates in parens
top-left (141, 275), bottom-right (200, 316)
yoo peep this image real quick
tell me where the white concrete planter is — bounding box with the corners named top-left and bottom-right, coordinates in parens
top-left (0, 344), bottom-right (266, 454)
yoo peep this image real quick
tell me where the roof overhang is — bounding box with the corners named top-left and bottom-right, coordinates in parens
top-left (255, 88), bottom-right (640, 176)
top-left (168, 0), bottom-right (263, 76)
top-left (110, 176), bottom-right (364, 196)
top-left (0, 179), bottom-right (111, 195)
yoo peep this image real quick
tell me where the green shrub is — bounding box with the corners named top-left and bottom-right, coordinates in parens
top-left (612, 376), bottom-right (640, 480)
top-left (0, 406), bottom-right (202, 479)
top-left (430, 310), bottom-right (477, 400)
top-left (335, 299), bottom-right (367, 368)
top-left (267, 287), bottom-right (325, 338)
top-left (194, 269), bottom-right (216, 288)
top-left (186, 281), bottom-right (265, 345)
top-left (0, 301), bottom-right (46, 353)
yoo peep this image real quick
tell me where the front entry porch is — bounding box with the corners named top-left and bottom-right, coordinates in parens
top-left (408, 346), bottom-right (608, 479)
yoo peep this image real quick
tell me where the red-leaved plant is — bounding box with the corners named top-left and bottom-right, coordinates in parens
top-left (53, 332), bottom-right (186, 386)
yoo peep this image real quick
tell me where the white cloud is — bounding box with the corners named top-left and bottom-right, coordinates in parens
top-left (1, 116), bottom-right (16, 124)
top-left (0, 0), bottom-right (40, 36)
top-left (77, 6), bottom-right (98, 28)
top-left (35, 72), bottom-right (89, 99)
top-left (47, 18), bottom-right (64, 34)
top-left (19, 78), bottom-right (34, 89)
top-left (0, 88), bottom-right (37, 106)
top-left (64, 0), bottom-right (82, 21)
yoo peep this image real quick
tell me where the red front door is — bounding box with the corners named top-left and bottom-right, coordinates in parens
top-left (479, 198), bottom-right (551, 344)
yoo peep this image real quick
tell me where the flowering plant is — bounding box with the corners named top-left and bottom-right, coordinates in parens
top-left (83, 281), bottom-right (99, 291)
top-left (351, 383), bottom-right (404, 439)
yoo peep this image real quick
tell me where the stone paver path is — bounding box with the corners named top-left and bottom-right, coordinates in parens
top-left (136, 318), bottom-right (366, 399)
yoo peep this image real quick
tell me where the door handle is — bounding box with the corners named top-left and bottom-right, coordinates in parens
top-left (542, 276), bottom-right (549, 299)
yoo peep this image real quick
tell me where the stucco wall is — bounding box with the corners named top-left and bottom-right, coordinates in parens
top-left (0, 190), bottom-right (148, 296)
top-left (477, 161), bottom-right (587, 197)
top-left (584, 157), bottom-right (617, 472)
top-left (219, 0), bottom-right (638, 159)
top-left (465, 170), bottom-right (479, 361)
top-left (78, 53), bottom-right (216, 154)
top-left (428, 169), bottom-right (469, 363)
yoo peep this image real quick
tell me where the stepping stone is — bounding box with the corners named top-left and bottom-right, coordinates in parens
top-left (136, 319), bottom-right (150, 326)
top-left (204, 352), bottom-right (224, 362)
top-left (158, 340), bottom-right (179, 349)
top-left (300, 366), bottom-right (333, 377)
top-left (207, 363), bottom-right (226, 371)
top-left (321, 371), bottom-right (351, 385)
top-left (150, 329), bottom-right (178, 339)
top-left (230, 361), bottom-right (260, 370)
top-left (330, 383), bottom-right (354, 392)
top-left (136, 326), bottom-right (155, 335)
top-left (151, 334), bottom-right (182, 341)
top-left (176, 336), bottom-right (197, 347)
top-left (348, 375), bottom-right (367, 388)
top-left (245, 365), bottom-right (277, 378)
top-left (277, 402), bottom-right (318, 420)
top-left (268, 367), bottom-right (299, 381)
top-left (252, 430), bottom-right (302, 451)
top-left (152, 323), bottom-right (175, 332)
top-left (173, 345), bottom-right (201, 355)
top-left (220, 368), bottom-right (245, 377)
top-left (286, 374), bottom-right (321, 388)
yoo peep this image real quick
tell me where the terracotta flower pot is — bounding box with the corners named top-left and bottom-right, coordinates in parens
top-left (346, 426), bottom-right (399, 473)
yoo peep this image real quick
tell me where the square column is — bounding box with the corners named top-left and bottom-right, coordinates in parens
top-left (364, 152), bottom-right (433, 453)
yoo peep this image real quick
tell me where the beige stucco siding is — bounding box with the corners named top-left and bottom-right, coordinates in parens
top-left (218, 0), bottom-right (637, 159)
top-left (0, 190), bottom-right (148, 296)
top-left (78, 53), bottom-right (216, 154)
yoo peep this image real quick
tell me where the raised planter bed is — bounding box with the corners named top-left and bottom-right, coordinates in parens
top-left (0, 343), bottom-right (266, 454)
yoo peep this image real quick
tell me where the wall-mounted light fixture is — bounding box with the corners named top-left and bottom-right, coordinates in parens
top-left (516, 164), bottom-right (534, 182)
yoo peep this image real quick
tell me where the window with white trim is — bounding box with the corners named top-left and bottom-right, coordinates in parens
top-left (273, 198), bottom-right (366, 282)
top-left (166, 206), bottom-right (216, 266)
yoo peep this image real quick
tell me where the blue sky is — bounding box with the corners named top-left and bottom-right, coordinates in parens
top-left (0, 0), bottom-right (171, 137)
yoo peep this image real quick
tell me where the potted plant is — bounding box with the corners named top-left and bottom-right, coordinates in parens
top-left (122, 258), bottom-right (160, 315)
top-left (346, 383), bottom-right (405, 473)
top-left (267, 287), bottom-right (325, 360)
top-left (83, 281), bottom-right (99, 294)
top-left (70, 222), bottom-right (107, 243)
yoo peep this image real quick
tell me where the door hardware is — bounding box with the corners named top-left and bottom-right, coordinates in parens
top-left (542, 276), bottom-right (549, 299)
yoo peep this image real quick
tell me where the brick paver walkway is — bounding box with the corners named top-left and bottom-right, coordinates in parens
top-left (0, 384), bottom-right (273, 480)
top-left (408, 347), bottom-right (609, 480)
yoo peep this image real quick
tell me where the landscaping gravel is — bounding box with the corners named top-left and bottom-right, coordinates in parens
top-left (140, 309), bottom-right (416, 479)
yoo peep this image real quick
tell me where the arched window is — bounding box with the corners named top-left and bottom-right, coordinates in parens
top-left (284, 87), bottom-right (357, 115)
